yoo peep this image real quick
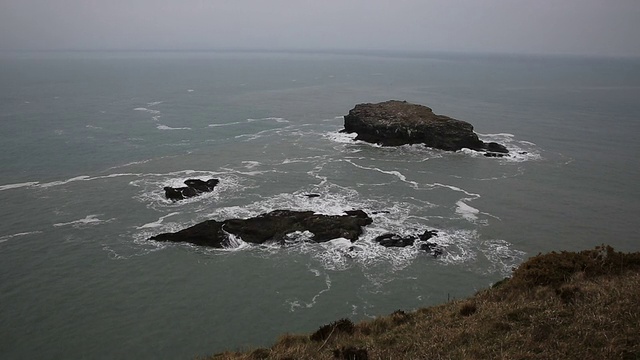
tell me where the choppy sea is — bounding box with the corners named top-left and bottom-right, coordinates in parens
top-left (1, 50), bottom-right (639, 358)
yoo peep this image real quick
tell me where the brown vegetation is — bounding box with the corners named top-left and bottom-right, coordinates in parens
top-left (205, 245), bottom-right (640, 360)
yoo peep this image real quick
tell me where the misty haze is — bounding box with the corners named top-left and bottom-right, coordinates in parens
top-left (1, 1), bottom-right (640, 359)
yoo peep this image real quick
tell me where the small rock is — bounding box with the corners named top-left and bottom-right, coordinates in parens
top-left (164, 178), bottom-right (219, 201)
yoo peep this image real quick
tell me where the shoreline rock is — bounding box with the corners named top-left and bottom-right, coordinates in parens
top-left (342, 100), bottom-right (508, 155)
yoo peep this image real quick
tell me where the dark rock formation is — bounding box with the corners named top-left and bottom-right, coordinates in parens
top-left (485, 142), bottom-right (509, 153)
top-left (373, 229), bottom-right (442, 257)
top-left (484, 152), bottom-right (507, 158)
top-left (149, 209), bottom-right (373, 248)
top-left (342, 100), bottom-right (508, 155)
top-left (374, 233), bottom-right (418, 247)
top-left (419, 242), bottom-right (444, 257)
top-left (164, 178), bottom-right (219, 201)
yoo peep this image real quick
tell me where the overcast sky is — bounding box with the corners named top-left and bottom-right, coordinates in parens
top-left (1, 0), bottom-right (639, 56)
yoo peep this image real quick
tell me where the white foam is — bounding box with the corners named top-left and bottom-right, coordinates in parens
top-left (0, 231), bottom-right (42, 244)
top-left (39, 176), bottom-right (92, 188)
top-left (98, 173), bottom-right (139, 179)
top-left (54, 214), bottom-right (114, 228)
top-left (125, 161), bottom-right (520, 280)
top-left (247, 117), bottom-right (289, 123)
top-left (136, 212), bottom-right (181, 229)
top-left (288, 273), bottom-right (332, 311)
top-left (234, 128), bottom-right (278, 141)
top-left (431, 183), bottom-right (481, 198)
top-left (133, 107), bottom-right (161, 115)
top-left (157, 124), bottom-right (191, 130)
top-left (220, 230), bottom-right (251, 250)
top-left (106, 159), bottom-right (155, 170)
top-left (146, 101), bottom-right (163, 106)
top-left (477, 132), bottom-right (515, 138)
top-left (308, 267), bottom-right (322, 277)
top-left (324, 131), bottom-right (360, 144)
top-left (455, 200), bottom-right (479, 221)
top-left (216, 187), bottom-right (356, 217)
top-left (458, 148), bottom-right (484, 158)
top-left (0, 173), bottom-right (138, 192)
top-left (209, 117), bottom-right (289, 129)
top-left (481, 239), bottom-right (527, 276)
top-left (35, 173), bottom-right (138, 189)
top-left (241, 161), bottom-right (261, 169)
top-left (318, 129), bottom-right (373, 147)
top-left (0, 181), bottom-right (39, 191)
top-left (476, 133), bottom-right (543, 162)
top-left (281, 155), bottom-right (327, 165)
top-left (133, 184), bottom-right (522, 282)
top-left (344, 159), bottom-right (420, 188)
top-left (187, 89), bottom-right (195, 92)
top-left (208, 121), bottom-right (246, 127)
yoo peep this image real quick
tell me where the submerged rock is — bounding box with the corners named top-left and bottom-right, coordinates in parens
top-left (342, 100), bottom-right (508, 155)
top-left (149, 209), bottom-right (373, 248)
top-left (374, 233), bottom-right (418, 247)
top-left (164, 178), bottom-right (219, 201)
top-left (373, 229), bottom-right (442, 257)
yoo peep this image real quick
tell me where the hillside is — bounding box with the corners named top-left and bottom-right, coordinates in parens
top-left (206, 245), bottom-right (640, 360)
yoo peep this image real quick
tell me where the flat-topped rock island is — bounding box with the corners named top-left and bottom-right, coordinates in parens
top-left (342, 100), bottom-right (509, 156)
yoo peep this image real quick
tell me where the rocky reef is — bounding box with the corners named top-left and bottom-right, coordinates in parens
top-left (342, 100), bottom-right (508, 156)
top-left (150, 209), bottom-right (373, 248)
top-left (164, 178), bottom-right (219, 201)
top-left (150, 209), bottom-right (444, 257)
top-left (373, 229), bottom-right (443, 257)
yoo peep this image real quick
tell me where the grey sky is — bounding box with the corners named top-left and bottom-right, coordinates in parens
top-left (1, 0), bottom-right (639, 56)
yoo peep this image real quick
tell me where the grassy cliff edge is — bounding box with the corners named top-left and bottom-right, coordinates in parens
top-left (207, 246), bottom-right (640, 359)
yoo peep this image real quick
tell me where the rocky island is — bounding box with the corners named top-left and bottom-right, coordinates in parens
top-left (164, 178), bottom-right (219, 201)
top-left (150, 209), bottom-right (373, 247)
top-left (342, 100), bottom-right (508, 156)
top-left (149, 209), bottom-right (442, 256)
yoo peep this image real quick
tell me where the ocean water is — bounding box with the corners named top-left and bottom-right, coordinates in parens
top-left (1, 50), bottom-right (639, 359)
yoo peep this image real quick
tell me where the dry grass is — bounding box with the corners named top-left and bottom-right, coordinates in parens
top-left (205, 245), bottom-right (640, 360)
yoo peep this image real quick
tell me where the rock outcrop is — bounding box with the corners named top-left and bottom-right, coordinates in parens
top-left (164, 178), bottom-right (219, 201)
top-left (149, 209), bottom-right (373, 248)
top-left (342, 100), bottom-right (508, 155)
top-left (373, 229), bottom-right (443, 257)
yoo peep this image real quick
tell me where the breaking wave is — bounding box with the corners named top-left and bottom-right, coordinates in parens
top-left (133, 176), bottom-right (522, 277)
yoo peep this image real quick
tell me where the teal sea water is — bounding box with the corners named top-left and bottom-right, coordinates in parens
top-left (1, 50), bottom-right (639, 358)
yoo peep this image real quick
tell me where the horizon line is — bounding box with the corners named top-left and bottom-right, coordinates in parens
top-left (1, 47), bottom-right (638, 60)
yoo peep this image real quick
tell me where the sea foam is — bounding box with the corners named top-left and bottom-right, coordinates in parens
top-left (54, 214), bottom-right (114, 228)
top-left (157, 124), bottom-right (191, 130)
top-left (0, 231), bottom-right (43, 244)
